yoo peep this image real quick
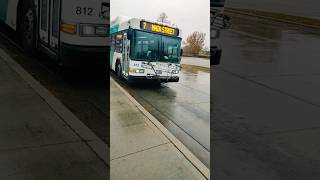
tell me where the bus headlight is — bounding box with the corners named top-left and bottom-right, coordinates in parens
top-left (61, 23), bottom-right (77, 34)
top-left (80, 24), bottom-right (95, 36)
top-left (129, 68), bottom-right (145, 73)
top-left (136, 69), bottom-right (145, 73)
top-left (80, 24), bottom-right (108, 37)
top-left (172, 70), bottom-right (179, 74)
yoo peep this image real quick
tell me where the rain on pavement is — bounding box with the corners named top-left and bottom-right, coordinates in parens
top-left (213, 11), bottom-right (320, 179)
top-left (113, 57), bottom-right (211, 168)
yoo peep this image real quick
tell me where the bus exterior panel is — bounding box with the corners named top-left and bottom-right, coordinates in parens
top-left (127, 60), bottom-right (180, 83)
top-left (0, 0), bottom-right (110, 67)
top-left (110, 17), bottom-right (182, 83)
top-left (0, 0), bottom-right (19, 30)
top-left (58, 0), bottom-right (109, 66)
top-left (60, 0), bottom-right (109, 46)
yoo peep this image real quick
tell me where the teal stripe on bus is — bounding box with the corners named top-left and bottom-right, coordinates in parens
top-left (110, 24), bottom-right (119, 34)
top-left (0, 0), bottom-right (8, 21)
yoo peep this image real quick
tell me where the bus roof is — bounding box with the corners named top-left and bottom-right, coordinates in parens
top-left (110, 16), bottom-right (181, 37)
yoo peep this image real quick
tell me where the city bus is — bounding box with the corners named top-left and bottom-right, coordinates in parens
top-left (210, 0), bottom-right (229, 65)
top-left (110, 16), bottom-right (182, 83)
top-left (0, 0), bottom-right (109, 66)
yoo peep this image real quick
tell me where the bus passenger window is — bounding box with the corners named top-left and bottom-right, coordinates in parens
top-left (41, 0), bottom-right (48, 31)
top-left (52, 0), bottom-right (59, 38)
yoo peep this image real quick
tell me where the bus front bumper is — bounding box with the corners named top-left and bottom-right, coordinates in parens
top-left (127, 75), bottom-right (180, 83)
top-left (60, 43), bottom-right (109, 67)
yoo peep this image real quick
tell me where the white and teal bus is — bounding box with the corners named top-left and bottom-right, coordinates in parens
top-left (110, 16), bottom-right (183, 83)
top-left (0, 0), bottom-right (109, 66)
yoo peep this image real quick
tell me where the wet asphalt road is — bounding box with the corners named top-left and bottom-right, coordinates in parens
top-left (213, 12), bottom-right (320, 179)
top-left (112, 58), bottom-right (210, 168)
top-left (226, 0), bottom-right (320, 19)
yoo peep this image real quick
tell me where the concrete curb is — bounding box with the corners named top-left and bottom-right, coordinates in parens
top-left (0, 48), bottom-right (109, 166)
top-left (225, 8), bottom-right (320, 30)
top-left (111, 77), bottom-right (210, 179)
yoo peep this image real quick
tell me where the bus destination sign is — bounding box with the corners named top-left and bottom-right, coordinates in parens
top-left (140, 21), bottom-right (179, 36)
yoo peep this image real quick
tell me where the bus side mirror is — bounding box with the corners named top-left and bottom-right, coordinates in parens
top-left (180, 49), bottom-right (183, 56)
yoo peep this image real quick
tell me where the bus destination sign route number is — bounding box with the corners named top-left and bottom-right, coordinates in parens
top-left (141, 21), bottom-right (179, 36)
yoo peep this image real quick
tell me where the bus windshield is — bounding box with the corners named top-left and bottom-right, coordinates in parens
top-left (131, 30), bottom-right (181, 63)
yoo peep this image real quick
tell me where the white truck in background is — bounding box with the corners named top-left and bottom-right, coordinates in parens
top-left (210, 0), bottom-right (230, 65)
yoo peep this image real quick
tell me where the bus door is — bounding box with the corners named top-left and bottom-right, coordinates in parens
top-left (122, 33), bottom-right (130, 76)
top-left (39, 0), bottom-right (60, 52)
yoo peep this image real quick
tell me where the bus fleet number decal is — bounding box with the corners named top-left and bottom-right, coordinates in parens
top-left (75, 7), bottom-right (93, 16)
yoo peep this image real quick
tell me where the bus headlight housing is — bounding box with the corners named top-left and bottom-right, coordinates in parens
top-left (79, 24), bottom-right (108, 37)
top-left (172, 70), bottom-right (179, 74)
top-left (129, 68), bottom-right (145, 73)
top-left (80, 24), bottom-right (95, 36)
top-left (136, 69), bottom-right (145, 73)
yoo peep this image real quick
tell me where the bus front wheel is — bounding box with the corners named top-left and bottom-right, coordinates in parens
top-left (116, 63), bottom-right (122, 78)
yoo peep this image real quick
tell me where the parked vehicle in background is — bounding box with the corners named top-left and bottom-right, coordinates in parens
top-left (211, 0), bottom-right (230, 65)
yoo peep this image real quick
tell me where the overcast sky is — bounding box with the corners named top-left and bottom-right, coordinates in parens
top-left (111, 0), bottom-right (210, 47)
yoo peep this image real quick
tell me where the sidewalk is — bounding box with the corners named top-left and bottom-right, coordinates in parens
top-left (0, 48), bottom-right (108, 179)
top-left (110, 78), bottom-right (208, 179)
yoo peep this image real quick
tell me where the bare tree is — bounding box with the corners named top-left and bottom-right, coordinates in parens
top-left (183, 31), bottom-right (206, 56)
top-left (157, 12), bottom-right (170, 24)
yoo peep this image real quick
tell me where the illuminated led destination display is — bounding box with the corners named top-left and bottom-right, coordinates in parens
top-left (140, 21), bottom-right (179, 36)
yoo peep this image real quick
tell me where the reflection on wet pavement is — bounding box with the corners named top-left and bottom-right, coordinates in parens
top-left (213, 13), bottom-right (320, 179)
top-left (221, 14), bottom-right (320, 76)
top-left (121, 63), bottom-right (210, 167)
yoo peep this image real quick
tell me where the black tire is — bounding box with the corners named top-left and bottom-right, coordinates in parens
top-left (116, 63), bottom-right (122, 78)
top-left (18, 1), bottom-right (37, 55)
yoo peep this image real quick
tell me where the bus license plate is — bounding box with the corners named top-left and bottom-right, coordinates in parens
top-left (156, 70), bottom-right (162, 74)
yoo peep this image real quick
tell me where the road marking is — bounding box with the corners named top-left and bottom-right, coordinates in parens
top-left (111, 77), bottom-right (210, 179)
top-left (0, 48), bottom-right (109, 166)
top-left (227, 29), bottom-right (279, 43)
